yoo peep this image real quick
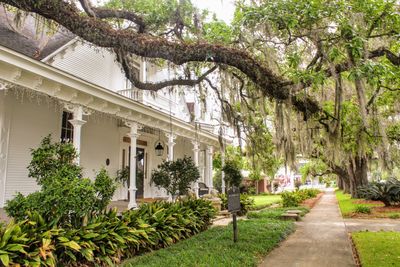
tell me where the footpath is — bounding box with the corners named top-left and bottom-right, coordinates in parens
top-left (259, 189), bottom-right (355, 267)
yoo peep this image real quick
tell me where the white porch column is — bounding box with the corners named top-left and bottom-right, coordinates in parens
top-left (0, 90), bottom-right (10, 208)
top-left (165, 133), bottom-right (176, 161)
top-left (207, 145), bottom-right (214, 193)
top-left (192, 140), bottom-right (200, 198)
top-left (68, 105), bottom-right (86, 165)
top-left (126, 121), bottom-right (140, 209)
top-left (221, 150), bottom-right (226, 194)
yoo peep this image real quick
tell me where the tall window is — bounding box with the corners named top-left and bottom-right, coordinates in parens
top-left (61, 111), bottom-right (74, 142)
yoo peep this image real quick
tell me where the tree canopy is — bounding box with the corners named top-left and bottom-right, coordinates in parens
top-left (2, 0), bottom-right (400, 197)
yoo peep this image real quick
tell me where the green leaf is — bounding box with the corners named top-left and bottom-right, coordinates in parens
top-left (0, 254), bottom-right (9, 266)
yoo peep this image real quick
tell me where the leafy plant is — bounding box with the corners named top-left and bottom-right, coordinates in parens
top-left (281, 189), bottom-right (321, 207)
top-left (0, 199), bottom-right (216, 266)
top-left (27, 135), bottom-right (82, 186)
top-left (151, 156), bottom-right (200, 201)
top-left (219, 193), bottom-right (255, 216)
top-left (5, 136), bottom-right (116, 227)
top-left (281, 191), bottom-right (302, 207)
top-left (358, 178), bottom-right (400, 206)
top-left (115, 166), bottom-right (130, 186)
top-left (355, 205), bottom-right (371, 214)
top-left (222, 160), bottom-right (243, 188)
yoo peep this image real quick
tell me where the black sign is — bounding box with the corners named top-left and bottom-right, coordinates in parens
top-left (228, 187), bottom-right (241, 212)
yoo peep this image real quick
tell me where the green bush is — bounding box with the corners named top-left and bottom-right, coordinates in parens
top-left (219, 193), bottom-right (255, 216)
top-left (281, 191), bottom-right (302, 207)
top-left (0, 199), bottom-right (216, 266)
top-left (281, 189), bottom-right (321, 207)
top-left (355, 205), bottom-right (372, 214)
top-left (222, 160), bottom-right (243, 188)
top-left (5, 136), bottom-right (116, 227)
top-left (151, 156), bottom-right (200, 200)
top-left (358, 178), bottom-right (400, 206)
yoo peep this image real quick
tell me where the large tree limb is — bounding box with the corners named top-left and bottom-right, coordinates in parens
top-left (116, 48), bottom-right (218, 91)
top-left (1, 0), bottom-right (322, 116)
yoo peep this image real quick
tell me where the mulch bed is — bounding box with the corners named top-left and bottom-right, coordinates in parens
top-left (347, 204), bottom-right (400, 219)
top-left (353, 199), bottom-right (383, 205)
top-left (301, 193), bottom-right (324, 209)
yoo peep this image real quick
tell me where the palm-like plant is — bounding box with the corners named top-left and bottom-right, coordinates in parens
top-left (358, 178), bottom-right (400, 206)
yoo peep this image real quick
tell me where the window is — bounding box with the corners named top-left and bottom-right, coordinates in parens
top-left (61, 111), bottom-right (74, 142)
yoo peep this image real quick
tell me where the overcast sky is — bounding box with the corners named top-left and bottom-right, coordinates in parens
top-left (192, 0), bottom-right (235, 23)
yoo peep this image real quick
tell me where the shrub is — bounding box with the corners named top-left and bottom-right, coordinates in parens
top-left (27, 135), bottom-right (82, 186)
top-left (389, 213), bottom-right (400, 219)
top-left (358, 178), bottom-right (400, 206)
top-left (5, 136), bottom-right (116, 227)
top-left (222, 160), bottom-right (243, 188)
top-left (219, 193), bottom-right (255, 216)
top-left (281, 191), bottom-right (302, 207)
top-left (151, 156), bottom-right (200, 201)
top-left (355, 205), bottom-right (372, 214)
top-left (281, 189), bottom-right (321, 207)
top-left (0, 199), bottom-right (216, 266)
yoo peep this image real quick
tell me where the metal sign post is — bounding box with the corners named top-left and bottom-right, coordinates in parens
top-left (228, 186), bottom-right (241, 243)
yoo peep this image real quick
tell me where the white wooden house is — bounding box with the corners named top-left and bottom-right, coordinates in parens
top-left (0, 10), bottom-right (230, 209)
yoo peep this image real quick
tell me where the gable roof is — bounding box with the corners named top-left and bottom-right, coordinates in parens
top-left (0, 8), bottom-right (74, 60)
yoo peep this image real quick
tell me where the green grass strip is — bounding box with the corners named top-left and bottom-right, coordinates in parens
top-left (335, 190), bottom-right (382, 217)
top-left (352, 231), bottom-right (400, 267)
top-left (122, 218), bottom-right (294, 267)
top-left (250, 195), bottom-right (282, 210)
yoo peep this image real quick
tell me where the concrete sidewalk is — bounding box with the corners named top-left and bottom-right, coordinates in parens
top-left (259, 189), bottom-right (355, 267)
top-left (345, 218), bottom-right (400, 232)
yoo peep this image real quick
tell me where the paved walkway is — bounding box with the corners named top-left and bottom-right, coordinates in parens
top-left (259, 189), bottom-right (355, 267)
top-left (345, 218), bottom-right (400, 232)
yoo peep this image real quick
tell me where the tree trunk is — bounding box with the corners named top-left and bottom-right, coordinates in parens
top-left (347, 155), bottom-right (369, 198)
top-left (342, 177), bottom-right (351, 194)
top-left (337, 176), bottom-right (343, 190)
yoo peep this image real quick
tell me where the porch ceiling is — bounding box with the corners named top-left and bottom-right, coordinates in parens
top-left (0, 45), bottom-right (222, 147)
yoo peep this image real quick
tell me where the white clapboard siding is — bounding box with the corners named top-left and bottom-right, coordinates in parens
top-left (80, 114), bottom-right (120, 181)
top-left (50, 42), bottom-right (126, 91)
top-left (5, 94), bottom-right (61, 201)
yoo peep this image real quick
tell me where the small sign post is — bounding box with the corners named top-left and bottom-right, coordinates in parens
top-left (228, 186), bottom-right (241, 243)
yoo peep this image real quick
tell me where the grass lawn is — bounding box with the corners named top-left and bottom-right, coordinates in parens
top-left (247, 207), bottom-right (309, 220)
top-left (122, 217), bottom-right (294, 267)
top-left (249, 194), bottom-right (282, 210)
top-left (335, 190), bottom-right (383, 217)
top-left (352, 231), bottom-right (400, 267)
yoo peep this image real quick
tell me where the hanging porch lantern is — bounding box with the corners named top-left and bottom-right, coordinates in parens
top-left (155, 129), bottom-right (164, 156)
top-left (155, 142), bottom-right (164, 156)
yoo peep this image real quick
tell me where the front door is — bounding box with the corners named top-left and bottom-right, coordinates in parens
top-left (135, 148), bottom-right (145, 198)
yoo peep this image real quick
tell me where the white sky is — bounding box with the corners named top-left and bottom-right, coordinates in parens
top-left (95, 0), bottom-right (236, 24)
top-left (192, 0), bottom-right (235, 23)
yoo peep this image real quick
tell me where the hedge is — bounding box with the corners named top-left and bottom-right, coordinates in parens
top-left (0, 199), bottom-right (216, 266)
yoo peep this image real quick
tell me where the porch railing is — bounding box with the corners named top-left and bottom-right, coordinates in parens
top-left (117, 88), bottom-right (143, 102)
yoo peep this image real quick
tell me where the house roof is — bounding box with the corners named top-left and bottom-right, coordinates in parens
top-left (0, 8), bottom-right (74, 60)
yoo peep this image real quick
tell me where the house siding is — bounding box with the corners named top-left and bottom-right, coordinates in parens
top-left (49, 42), bottom-right (126, 91)
top-left (80, 114), bottom-right (120, 181)
top-left (5, 93), bottom-right (61, 202)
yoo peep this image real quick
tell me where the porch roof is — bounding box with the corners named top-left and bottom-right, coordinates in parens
top-left (0, 45), bottom-right (223, 147)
